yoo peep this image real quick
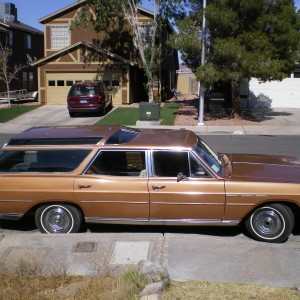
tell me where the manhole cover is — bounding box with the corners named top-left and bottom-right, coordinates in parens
top-left (74, 242), bottom-right (96, 253)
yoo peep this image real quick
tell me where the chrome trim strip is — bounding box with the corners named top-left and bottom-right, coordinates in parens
top-left (149, 219), bottom-right (239, 226)
top-left (80, 200), bottom-right (148, 204)
top-left (85, 217), bottom-right (240, 226)
top-left (227, 194), bottom-right (270, 197)
top-left (151, 202), bottom-right (224, 205)
top-left (0, 213), bottom-right (24, 220)
top-left (226, 203), bottom-right (255, 206)
top-left (85, 217), bottom-right (148, 224)
top-left (0, 200), bottom-right (32, 203)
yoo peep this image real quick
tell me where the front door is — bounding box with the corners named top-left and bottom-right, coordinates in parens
top-left (148, 151), bottom-right (225, 222)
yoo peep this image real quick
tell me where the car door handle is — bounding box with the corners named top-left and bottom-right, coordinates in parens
top-left (152, 185), bottom-right (166, 190)
top-left (78, 184), bottom-right (92, 189)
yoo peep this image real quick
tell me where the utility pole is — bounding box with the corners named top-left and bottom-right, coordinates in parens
top-left (198, 0), bottom-right (206, 126)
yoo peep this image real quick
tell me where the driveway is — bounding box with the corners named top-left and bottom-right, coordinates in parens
top-left (0, 105), bottom-right (103, 134)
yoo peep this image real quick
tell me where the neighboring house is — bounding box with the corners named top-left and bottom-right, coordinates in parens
top-left (176, 65), bottom-right (198, 96)
top-left (32, 0), bottom-right (178, 106)
top-left (0, 2), bottom-right (43, 93)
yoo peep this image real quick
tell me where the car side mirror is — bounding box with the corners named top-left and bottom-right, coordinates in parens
top-left (177, 172), bottom-right (187, 182)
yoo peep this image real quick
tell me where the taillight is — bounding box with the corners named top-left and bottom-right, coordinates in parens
top-left (96, 95), bottom-right (102, 104)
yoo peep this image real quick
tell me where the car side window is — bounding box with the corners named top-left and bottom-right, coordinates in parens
top-left (153, 151), bottom-right (189, 177)
top-left (152, 151), bottom-right (210, 178)
top-left (0, 149), bottom-right (91, 173)
top-left (190, 156), bottom-right (211, 178)
top-left (86, 151), bottom-right (146, 177)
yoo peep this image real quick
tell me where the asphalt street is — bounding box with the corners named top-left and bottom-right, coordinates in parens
top-left (2, 133), bottom-right (300, 158)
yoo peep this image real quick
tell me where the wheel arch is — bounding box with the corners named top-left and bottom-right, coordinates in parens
top-left (242, 200), bottom-right (300, 224)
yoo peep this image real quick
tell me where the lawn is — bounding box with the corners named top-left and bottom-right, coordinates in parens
top-left (96, 103), bottom-right (180, 126)
top-left (0, 105), bottom-right (40, 123)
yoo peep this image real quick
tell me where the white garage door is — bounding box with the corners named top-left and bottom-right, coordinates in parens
top-left (46, 72), bottom-right (122, 104)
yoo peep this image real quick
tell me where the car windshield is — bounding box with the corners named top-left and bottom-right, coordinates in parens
top-left (195, 138), bottom-right (222, 173)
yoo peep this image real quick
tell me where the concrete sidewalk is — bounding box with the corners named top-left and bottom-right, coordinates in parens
top-left (0, 230), bottom-right (299, 289)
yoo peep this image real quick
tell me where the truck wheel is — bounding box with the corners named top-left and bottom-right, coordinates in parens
top-left (245, 204), bottom-right (294, 243)
top-left (35, 204), bottom-right (82, 234)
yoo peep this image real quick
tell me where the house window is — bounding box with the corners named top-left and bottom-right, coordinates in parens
top-left (29, 72), bottom-right (34, 90)
top-left (50, 26), bottom-right (69, 50)
top-left (9, 31), bottom-right (13, 47)
top-left (112, 80), bottom-right (119, 86)
top-left (48, 80), bottom-right (56, 86)
top-left (138, 24), bottom-right (154, 45)
top-left (25, 34), bottom-right (32, 49)
top-left (22, 72), bottom-right (28, 89)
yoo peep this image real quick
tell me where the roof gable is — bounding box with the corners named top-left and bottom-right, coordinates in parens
top-left (39, 0), bottom-right (85, 24)
top-left (31, 41), bottom-right (134, 67)
top-left (38, 0), bottom-right (176, 35)
top-left (39, 0), bottom-right (155, 24)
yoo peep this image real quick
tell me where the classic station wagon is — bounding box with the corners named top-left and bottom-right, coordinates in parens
top-left (0, 126), bottom-right (300, 243)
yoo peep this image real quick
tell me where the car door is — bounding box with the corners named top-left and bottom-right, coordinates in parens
top-left (74, 150), bottom-right (150, 222)
top-left (0, 149), bottom-right (85, 218)
top-left (148, 150), bottom-right (226, 223)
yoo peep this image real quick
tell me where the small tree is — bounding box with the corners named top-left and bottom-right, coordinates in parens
top-left (169, 0), bottom-right (300, 118)
top-left (0, 43), bottom-right (27, 107)
top-left (72, 0), bottom-right (184, 102)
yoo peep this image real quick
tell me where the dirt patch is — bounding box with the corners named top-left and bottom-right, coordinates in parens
top-left (170, 96), bottom-right (259, 126)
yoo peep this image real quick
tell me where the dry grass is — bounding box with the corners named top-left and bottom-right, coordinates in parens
top-left (1, 274), bottom-right (299, 300)
top-left (0, 275), bottom-right (119, 300)
top-left (0, 255), bottom-right (299, 300)
top-left (161, 281), bottom-right (300, 300)
top-left (0, 268), bottom-right (148, 300)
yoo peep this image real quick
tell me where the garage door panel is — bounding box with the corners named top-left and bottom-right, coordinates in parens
top-left (46, 72), bottom-right (122, 105)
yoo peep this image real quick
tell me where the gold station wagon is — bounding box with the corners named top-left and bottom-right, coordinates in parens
top-left (0, 126), bottom-right (300, 243)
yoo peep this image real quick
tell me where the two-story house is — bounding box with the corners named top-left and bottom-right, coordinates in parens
top-left (0, 2), bottom-right (43, 94)
top-left (32, 0), bottom-right (178, 106)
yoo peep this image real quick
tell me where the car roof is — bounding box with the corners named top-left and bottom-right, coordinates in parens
top-left (71, 81), bottom-right (100, 87)
top-left (5, 126), bottom-right (197, 149)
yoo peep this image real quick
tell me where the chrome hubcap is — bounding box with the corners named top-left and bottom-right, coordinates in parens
top-left (42, 206), bottom-right (72, 233)
top-left (252, 207), bottom-right (284, 239)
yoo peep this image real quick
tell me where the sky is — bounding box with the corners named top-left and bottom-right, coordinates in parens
top-left (2, 0), bottom-right (154, 31)
top-left (3, 0), bottom-right (300, 31)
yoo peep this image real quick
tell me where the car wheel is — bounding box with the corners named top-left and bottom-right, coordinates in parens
top-left (69, 112), bottom-right (75, 118)
top-left (35, 204), bottom-right (82, 234)
top-left (100, 104), bottom-right (106, 116)
top-left (245, 204), bottom-right (294, 243)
